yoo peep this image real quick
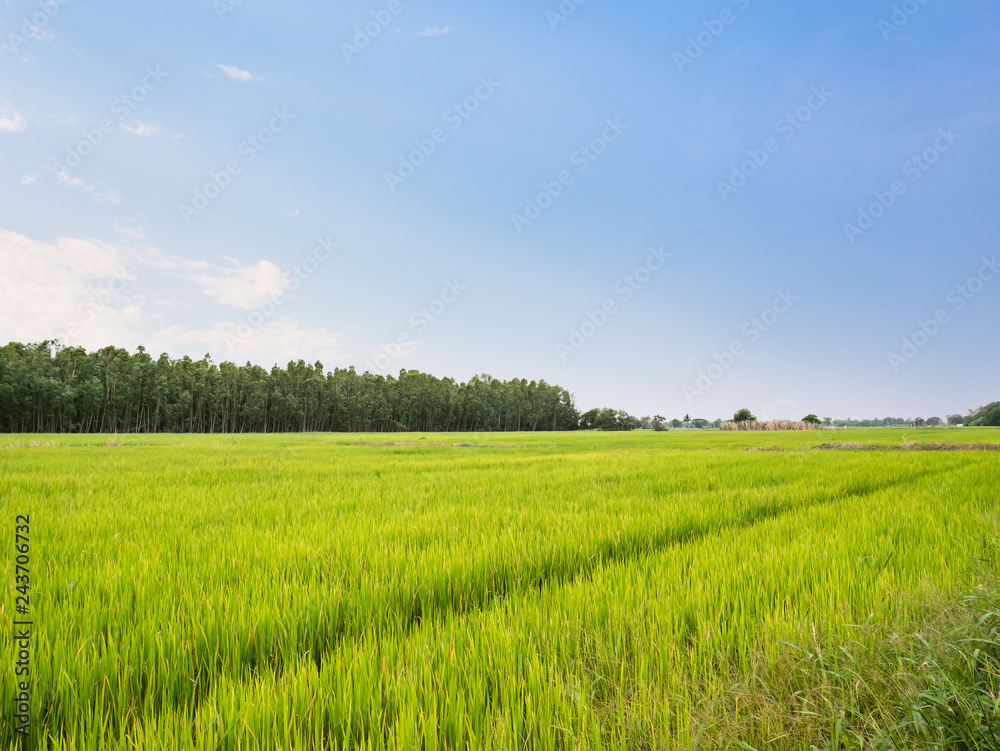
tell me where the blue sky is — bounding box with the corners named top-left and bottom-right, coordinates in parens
top-left (1, 0), bottom-right (997, 421)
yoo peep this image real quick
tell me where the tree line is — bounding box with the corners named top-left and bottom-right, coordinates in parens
top-left (0, 341), bottom-right (641, 434)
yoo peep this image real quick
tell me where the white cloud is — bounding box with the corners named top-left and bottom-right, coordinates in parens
top-left (216, 64), bottom-right (262, 82)
top-left (0, 100), bottom-right (27, 132)
top-left (122, 122), bottom-right (159, 137)
top-left (56, 170), bottom-right (124, 205)
top-left (0, 226), bottom-right (350, 367)
top-left (149, 319), bottom-right (347, 367)
top-left (57, 171), bottom-right (85, 188)
top-left (20, 174), bottom-right (37, 185)
top-left (0, 227), bottom-right (140, 348)
top-left (113, 221), bottom-right (147, 243)
top-left (416, 25), bottom-right (455, 37)
top-left (190, 260), bottom-right (290, 310)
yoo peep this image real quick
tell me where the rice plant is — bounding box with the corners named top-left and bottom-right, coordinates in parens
top-left (1, 428), bottom-right (996, 749)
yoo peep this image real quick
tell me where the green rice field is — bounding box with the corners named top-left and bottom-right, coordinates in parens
top-left (2, 428), bottom-right (999, 749)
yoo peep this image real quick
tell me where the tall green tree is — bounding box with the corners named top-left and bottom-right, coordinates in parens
top-left (0, 341), bottom-right (622, 434)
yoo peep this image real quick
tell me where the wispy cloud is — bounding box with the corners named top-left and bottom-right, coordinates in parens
top-left (20, 174), bottom-right (37, 185)
top-left (0, 100), bottom-right (27, 132)
top-left (113, 222), bottom-right (148, 243)
top-left (56, 170), bottom-right (124, 205)
top-left (189, 259), bottom-right (290, 310)
top-left (149, 319), bottom-right (347, 368)
top-left (122, 122), bottom-right (160, 137)
top-left (216, 63), bottom-right (263, 82)
top-left (415, 25), bottom-right (454, 37)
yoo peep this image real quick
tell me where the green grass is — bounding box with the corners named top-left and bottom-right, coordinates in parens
top-left (1, 428), bottom-right (997, 749)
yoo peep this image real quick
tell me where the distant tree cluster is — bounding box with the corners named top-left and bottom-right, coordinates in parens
top-left (637, 415), bottom-right (668, 431)
top-left (793, 410), bottom-right (998, 428)
top-left (662, 415), bottom-right (722, 430)
top-left (579, 408), bottom-right (637, 432)
top-left (965, 402), bottom-right (1000, 427)
top-left (0, 341), bottom-right (636, 434)
top-left (825, 417), bottom-right (931, 428)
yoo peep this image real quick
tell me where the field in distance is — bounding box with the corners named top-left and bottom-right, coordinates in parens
top-left (1, 428), bottom-right (998, 750)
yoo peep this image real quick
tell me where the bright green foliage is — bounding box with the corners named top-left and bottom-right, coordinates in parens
top-left (0, 427), bottom-right (997, 749)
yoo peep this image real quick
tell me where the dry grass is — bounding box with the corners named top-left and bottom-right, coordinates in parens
top-left (813, 442), bottom-right (1000, 452)
top-left (720, 420), bottom-right (820, 431)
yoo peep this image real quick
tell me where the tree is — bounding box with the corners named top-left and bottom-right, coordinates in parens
top-left (652, 415), bottom-right (667, 431)
top-left (823, 416), bottom-right (832, 426)
top-left (925, 416), bottom-right (943, 426)
top-left (967, 402), bottom-right (1000, 427)
top-left (802, 414), bottom-right (821, 426)
top-left (691, 418), bottom-right (710, 429)
top-left (733, 408), bottom-right (756, 423)
top-left (580, 407), bottom-right (636, 431)
top-left (947, 414), bottom-right (963, 426)
top-left (0, 340), bottom-right (619, 435)
top-left (617, 410), bottom-right (638, 431)
top-left (982, 404), bottom-right (1000, 427)
top-left (670, 419), bottom-right (683, 429)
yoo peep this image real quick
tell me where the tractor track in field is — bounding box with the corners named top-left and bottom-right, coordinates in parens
top-left (150, 461), bottom-right (984, 735)
top-left (44, 457), bottom-right (985, 748)
top-left (247, 461), bottom-right (986, 749)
